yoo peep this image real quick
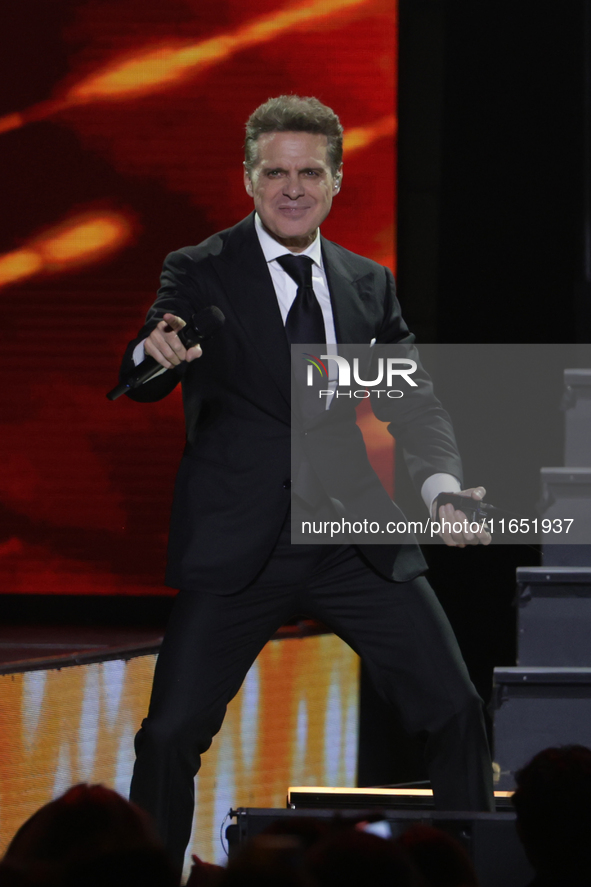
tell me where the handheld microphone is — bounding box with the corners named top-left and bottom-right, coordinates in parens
top-left (107, 306), bottom-right (225, 401)
top-left (434, 492), bottom-right (497, 523)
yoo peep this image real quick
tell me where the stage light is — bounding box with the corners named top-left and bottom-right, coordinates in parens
top-left (0, 211), bottom-right (136, 289)
top-left (0, 250), bottom-right (43, 287)
top-left (0, 0), bottom-right (372, 132)
top-left (344, 115), bottom-right (397, 154)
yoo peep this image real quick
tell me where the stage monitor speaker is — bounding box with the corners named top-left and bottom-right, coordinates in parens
top-left (286, 785), bottom-right (514, 811)
top-left (563, 369), bottom-right (591, 467)
top-left (516, 566), bottom-right (591, 666)
top-left (227, 806), bottom-right (533, 887)
top-left (493, 666), bottom-right (591, 789)
top-left (540, 468), bottom-right (591, 566)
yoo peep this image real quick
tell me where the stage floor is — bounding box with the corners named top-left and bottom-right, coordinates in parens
top-left (0, 624), bottom-right (162, 672)
top-left (0, 616), bottom-right (329, 672)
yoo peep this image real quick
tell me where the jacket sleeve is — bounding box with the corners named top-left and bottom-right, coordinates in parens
top-left (119, 250), bottom-right (203, 403)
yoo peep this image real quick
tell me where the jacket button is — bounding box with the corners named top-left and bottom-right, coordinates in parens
top-left (283, 479), bottom-right (291, 489)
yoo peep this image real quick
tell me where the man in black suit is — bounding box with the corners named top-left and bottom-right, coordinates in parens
top-left (121, 96), bottom-right (494, 870)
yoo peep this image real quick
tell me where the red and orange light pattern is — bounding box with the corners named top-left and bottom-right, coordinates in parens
top-left (0, 211), bottom-right (136, 289)
top-left (0, 0), bottom-right (384, 134)
top-left (0, 0), bottom-right (398, 597)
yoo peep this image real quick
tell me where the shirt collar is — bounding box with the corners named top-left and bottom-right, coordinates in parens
top-left (254, 212), bottom-right (323, 268)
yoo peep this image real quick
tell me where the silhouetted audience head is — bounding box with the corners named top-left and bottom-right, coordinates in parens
top-left (0, 862), bottom-right (36, 887)
top-left (259, 816), bottom-right (329, 850)
top-left (219, 834), bottom-right (311, 887)
top-left (306, 828), bottom-right (419, 887)
top-left (219, 823), bottom-right (421, 887)
top-left (2, 783), bottom-right (178, 887)
top-left (398, 824), bottom-right (479, 887)
top-left (512, 745), bottom-right (591, 884)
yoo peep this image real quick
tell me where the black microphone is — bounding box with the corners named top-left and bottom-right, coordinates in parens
top-left (107, 306), bottom-right (225, 401)
top-left (434, 492), bottom-right (497, 523)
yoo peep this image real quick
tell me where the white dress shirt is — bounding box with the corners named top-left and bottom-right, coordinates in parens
top-left (254, 212), bottom-right (337, 344)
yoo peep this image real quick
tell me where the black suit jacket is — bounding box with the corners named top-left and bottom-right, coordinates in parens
top-left (120, 214), bottom-right (462, 592)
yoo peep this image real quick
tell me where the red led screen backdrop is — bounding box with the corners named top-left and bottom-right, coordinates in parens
top-left (0, 0), bottom-right (398, 595)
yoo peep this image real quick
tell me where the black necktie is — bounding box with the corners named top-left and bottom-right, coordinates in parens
top-left (276, 254), bottom-right (326, 345)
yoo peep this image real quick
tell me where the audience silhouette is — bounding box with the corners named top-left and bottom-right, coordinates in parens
top-left (512, 745), bottom-right (591, 887)
top-left (2, 750), bottom-right (591, 887)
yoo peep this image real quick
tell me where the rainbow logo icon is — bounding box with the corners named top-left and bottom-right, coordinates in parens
top-left (302, 353), bottom-right (328, 378)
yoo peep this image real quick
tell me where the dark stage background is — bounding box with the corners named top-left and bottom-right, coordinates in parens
top-left (360, 0), bottom-right (591, 786)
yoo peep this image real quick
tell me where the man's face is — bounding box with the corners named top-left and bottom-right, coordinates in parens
top-left (244, 131), bottom-right (341, 252)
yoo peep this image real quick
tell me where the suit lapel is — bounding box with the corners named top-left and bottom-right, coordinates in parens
top-left (209, 214), bottom-right (292, 409)
top-left (321, 238), bottom-right (375, 345)
top-left (321, 238), bottom-right (381, 416)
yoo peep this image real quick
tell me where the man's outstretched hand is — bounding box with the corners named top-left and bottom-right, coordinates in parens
top-left (433, 486), bottom-right (492, 547)
top-left (144, 313), bottom-right (203, 369)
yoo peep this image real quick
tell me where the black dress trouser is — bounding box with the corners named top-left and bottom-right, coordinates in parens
top-left (129, 517), bottom-right (494, 869)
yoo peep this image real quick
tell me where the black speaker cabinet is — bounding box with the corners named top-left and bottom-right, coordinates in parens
top-left (563, 368), bottom-right (591, 467)
top-left (517, 567), bottom-right (591, 666)
top-left (540, 467), bottom-right (591, 566)
top-left (493, 667), bottom-right (591, 790)
top-left (227, 807), bottom-right (533, 887)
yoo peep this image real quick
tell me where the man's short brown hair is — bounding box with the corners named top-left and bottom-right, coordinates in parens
top-left (244, 95), bottom-right (343, 176)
